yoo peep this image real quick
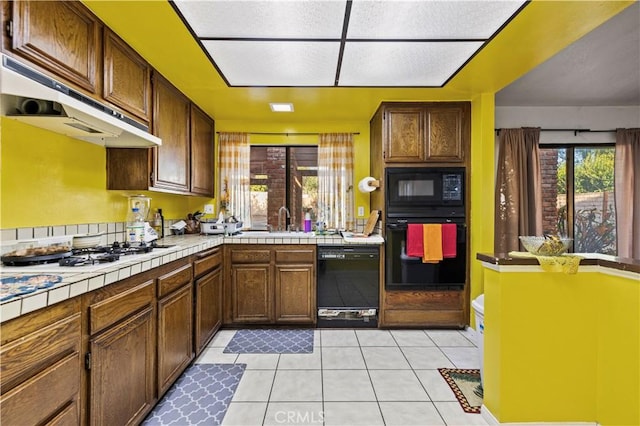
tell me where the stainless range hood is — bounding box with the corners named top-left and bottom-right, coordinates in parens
top-left (0, 54), bottom-right (161, 147)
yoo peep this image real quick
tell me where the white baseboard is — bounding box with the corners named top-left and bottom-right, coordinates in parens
top-left (481, 404), bottom-right (599, 426)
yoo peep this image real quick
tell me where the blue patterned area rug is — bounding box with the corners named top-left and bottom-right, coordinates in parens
top-left (224, 329), bottom-right (314, 354)
top-left (142, 364), bottom-right (245, 426)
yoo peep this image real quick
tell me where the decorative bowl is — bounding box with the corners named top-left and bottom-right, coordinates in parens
top-left (519, 236), bottom-right (572, 256)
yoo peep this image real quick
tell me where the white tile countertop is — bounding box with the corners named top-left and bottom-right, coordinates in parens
top-left (0, 232), bottom-right (384, 322)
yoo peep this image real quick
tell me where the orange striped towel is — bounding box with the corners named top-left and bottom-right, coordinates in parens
top-left (423, 224), bottom-right (443, 263)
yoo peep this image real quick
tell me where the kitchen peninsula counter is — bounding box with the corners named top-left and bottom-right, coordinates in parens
top-left (476, 252), bottom-right (639, 426)
top-left (1, 232), bottom-right (384, 322)
top-left (477, 252), bottom-right (640, 274)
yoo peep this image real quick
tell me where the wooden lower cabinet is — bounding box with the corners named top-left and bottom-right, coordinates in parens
top-left (0, 298), bottom-right (82, 426)
top-left (87, 279), bottom-right (156, 426)
top-left (225, 245), bottom-right (316, 325)
top-left (274, 264), bottom-right (315, 323)
top-left (89, 306), bottom-right (155, 426)
top-left (381, 289), bottom-right (465, 328)
top-left (194, 247), bottom-right (223, 354)
top-left (156, 262), bottom-right (194, 396)
top-left (230, 263), bottom-right (272, 323)
top-left (157, 283), bottom-right (193, 395)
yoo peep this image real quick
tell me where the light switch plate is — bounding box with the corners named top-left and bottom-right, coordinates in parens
top-left (358, 206), bottom-right (365, 217)
top-left (204, 204), bottom-right (214, 214)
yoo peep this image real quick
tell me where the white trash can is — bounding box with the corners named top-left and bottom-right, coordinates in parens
top-left (472, 294), bottom-right (485, 387)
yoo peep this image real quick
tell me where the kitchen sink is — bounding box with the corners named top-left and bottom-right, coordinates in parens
top-left (235, 231), bottom-right (316, 238)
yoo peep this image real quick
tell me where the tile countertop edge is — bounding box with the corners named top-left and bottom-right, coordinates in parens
top-left (1, 233), bottom-right (385, 322)
top-left (0, 235), bottom-right (225, 322)
top-left (476, 252), bottom-right (640, 275)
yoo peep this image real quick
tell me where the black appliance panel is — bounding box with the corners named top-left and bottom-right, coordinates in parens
top-left (317, 245), bottom-right (379, 328)
top-left (386, 167), bottom-right (465, 218)
top-left (385, 217), bottom-right (466, 290)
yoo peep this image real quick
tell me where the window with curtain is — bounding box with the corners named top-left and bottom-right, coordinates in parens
top-left (318, 133), bottom-right (354, 231)
top-left (249, 146), bottom-right (318, 231)
top-left (539, 144), bottom-right (617, 255)
top-left (218, 132), bottom-right (251, 227)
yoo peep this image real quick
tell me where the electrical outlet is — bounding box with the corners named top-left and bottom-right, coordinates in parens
top-left (204, 204), bottom-right (214, 214)
top-left (358, 206), bottom-right (365, 217)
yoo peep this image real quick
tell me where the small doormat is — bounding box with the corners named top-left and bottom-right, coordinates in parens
top-left (142, 363), bottom-right (245, 425)
top-left (223, 329), bottom-right (314, 354)
top-left (438, 368), bottom-right (483, 414)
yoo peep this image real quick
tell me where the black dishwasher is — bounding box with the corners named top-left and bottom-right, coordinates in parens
top-left (317, 245), bottom-right (380, 328)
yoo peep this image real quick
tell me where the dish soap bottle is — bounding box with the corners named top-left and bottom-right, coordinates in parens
top-left (126, 207), bottom-right (145, 244)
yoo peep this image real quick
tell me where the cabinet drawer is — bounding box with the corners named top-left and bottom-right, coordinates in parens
top-left (0, 352), bottom-right (80, 426)
top-left (275, 248), bottom-right (315, 263)
top-left (0, 312), bottom-right (81, 390)
top-left (158, 263), bottom-right (192, 297)
top-left (89, 280), bottom-right (154, 335)
top-left (230, 249), bottom-right (271, 264)
top-left (193, 247), bottom-right (222, 277)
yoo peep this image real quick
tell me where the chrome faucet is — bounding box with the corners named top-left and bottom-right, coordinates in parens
top-left (277, 206), bottom-right (290, 231)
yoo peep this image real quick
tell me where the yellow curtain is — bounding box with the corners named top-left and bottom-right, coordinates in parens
top-left (318, 133), bottom-right (354, 230)
top-left (218, 132), bottom-right (251, 227)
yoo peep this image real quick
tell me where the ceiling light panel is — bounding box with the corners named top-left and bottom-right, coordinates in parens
top-left (202, 40), bottom-right (340, 86)
top-left (339, 41), bottom-right (483, 86)
top-left (347, 0), bottom-right (527, 39)
top-left (173, 0), bottom-right (346, 39)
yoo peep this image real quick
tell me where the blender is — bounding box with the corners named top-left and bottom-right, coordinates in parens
top-left (126, 195), bottom-right (157, 244)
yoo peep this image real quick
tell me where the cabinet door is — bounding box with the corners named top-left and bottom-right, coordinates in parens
top-left (0, 301), bottom-right (82, 426)
top-left (103, 29), bottom-right (151, 123)
top-left (195, 267), bottom-right (223, 354)
top-left (231, 264), bottom-right (272, 323)
top-left (425, 106), bottom-right (465, 162)
top-left (274, 264), bottom-right (315, 324)
top-left (11, 0), bottom-right (100, 92)
top-left (190, 105), bottom-right (215, 196)
top-left (152, 73), bottom-right (190, 193)
top-left (90, 306), bottom-right (155, 426)
top-left (384, 107), bottom-right (426, 163)
top-left (157, 284), bottom-right (194, 396)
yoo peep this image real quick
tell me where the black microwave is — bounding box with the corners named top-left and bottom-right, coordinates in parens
top-left (385, 167), bottom-right (465, 218)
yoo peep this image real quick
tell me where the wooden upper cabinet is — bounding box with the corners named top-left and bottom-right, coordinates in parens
top-left (10, 0), bottom-right (100, 93)
top-left (190, 105), bottom-right (215, 197)
top-left (384, 106), bottom-right (426, 163)
top-left (373, 102), bottom-right (470, 165)
top-left (152, 72), bottom-right (191, 193)
top-left (425, 105), bottom-right (467, 163)
top-left (103, 29), bottom-right (151, 124)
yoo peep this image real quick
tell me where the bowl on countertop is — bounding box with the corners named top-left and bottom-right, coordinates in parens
top-left (519, 236), bottom-right (572, 256)
top-left (72, 233), bottom-right (104, 249)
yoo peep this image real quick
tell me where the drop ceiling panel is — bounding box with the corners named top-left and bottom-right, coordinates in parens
top-left (173, 0), bottom-right (346, 38)
top-left (340, 41), bottom-right (484, 86)
top-left (347, 1), bottom-right (527, 39)
top-left (202, 40), bottom-right (340, 86)
top-left (172, 0), bottom-right (528, 87)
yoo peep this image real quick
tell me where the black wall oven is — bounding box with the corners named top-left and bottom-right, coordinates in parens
top-left (385, 217), bottom-right (466, 290)
top-left (385, 166), bottom-right (466, 290)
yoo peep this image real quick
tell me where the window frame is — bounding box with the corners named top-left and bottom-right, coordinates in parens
top-left (249, 144), bottom-right (318, 231)
top-left (539, 142), bottom-right (616, 253)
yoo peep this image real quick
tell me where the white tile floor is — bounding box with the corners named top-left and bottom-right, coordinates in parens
top-left (195, 328), bottom-right (487, 426)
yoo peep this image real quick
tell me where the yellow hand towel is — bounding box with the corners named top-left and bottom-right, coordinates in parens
top-left (423, 224), bottom-right (443, 263)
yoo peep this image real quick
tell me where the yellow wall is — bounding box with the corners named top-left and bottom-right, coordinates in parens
top-left (483, 266), bottom-right (639, 425)
top-left (0, 118), bottom-right (211, 228)
top-left (468, 93), bottom-right (496, 327)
